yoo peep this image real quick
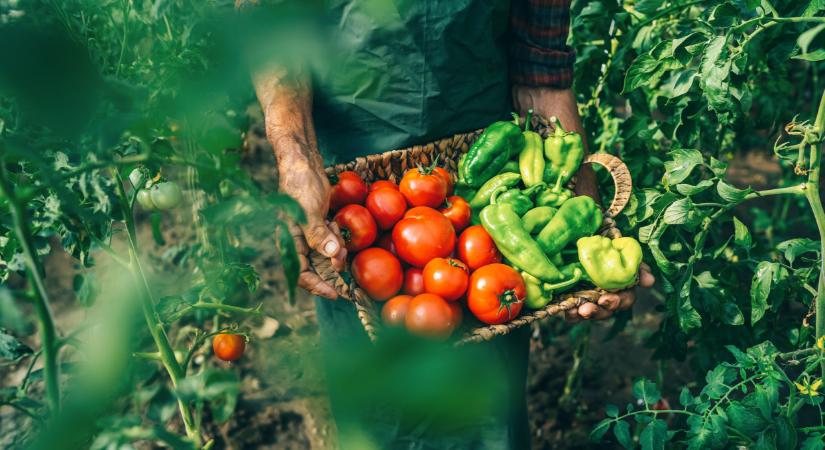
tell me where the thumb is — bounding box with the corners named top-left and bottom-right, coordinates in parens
top-left (303, 216), bottom-right (343, 258)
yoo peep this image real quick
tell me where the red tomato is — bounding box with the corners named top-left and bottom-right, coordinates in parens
top-left (433, 167), bottom-right (454, 196)
top-left (330, 171), bottom-right (368, 211)
top-left (439, 196), bottom-right (471, 233)
top-left (370, 180), bottom-right (398, 192)
top-left (333, 204), bottom-right (377, 252)
top-left (351, 248), bottom-right (403, 301)
top-left (376, 233), bottom-right (397, 255)
top-left (447, 302), bottom-right (463, 328)
top-left (423, 258), bottom-right (468, 302)
top-left (403, 267), bottom-right (425, 295)
top-left (366, 188), bottom-right (407, 230)
top-left (467, 264), bottom-right (525, 324)
top-left (382, 294), bottom-right (412, 327)
top-left (392, 207), bottom-right (456, 268)
top-left (457, 225), bottom-right (502, 270)
top-left (399, 167), bottom-right (447, 208)
top-left (405, 293), bottom-right (459, 340)
top-left (213, 333), bottom-right (246, 361)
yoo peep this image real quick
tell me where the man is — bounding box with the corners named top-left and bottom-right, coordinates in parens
top-left (252, 1), bottom-right (654, 447)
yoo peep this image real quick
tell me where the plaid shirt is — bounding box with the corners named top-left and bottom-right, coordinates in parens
top-left (510, 0), bottom-right (575, 88)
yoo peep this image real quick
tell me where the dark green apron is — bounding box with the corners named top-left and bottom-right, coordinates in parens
top-left (311, 1), bottom-right (530, 448)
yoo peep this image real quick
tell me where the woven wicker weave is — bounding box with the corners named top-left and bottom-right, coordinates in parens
top-left (309, 116), bottom-right (633, 346)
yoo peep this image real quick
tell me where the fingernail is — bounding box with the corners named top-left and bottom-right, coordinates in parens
top-left (323, 240), bottom-right (339, 256)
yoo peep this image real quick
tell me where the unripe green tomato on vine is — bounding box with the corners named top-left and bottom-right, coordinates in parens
top-left (149, 182), bottom-right (183, 210)
top-left (136, 189), bottom-right (156, 210)
top-left (129, 168), bottom-right (145, 188)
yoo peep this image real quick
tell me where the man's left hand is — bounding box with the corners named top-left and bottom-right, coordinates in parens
top-left (564, 263), bottom-right (655, 322)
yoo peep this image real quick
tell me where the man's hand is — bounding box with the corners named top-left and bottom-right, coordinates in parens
top-left (564, 263), bottom-right (655, 322)
top-left (512, 85), bottom-right (655, 321)
top-left (255, 66), bottom-right (345, 299)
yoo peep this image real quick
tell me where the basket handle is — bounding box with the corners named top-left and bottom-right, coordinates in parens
top-left (583, 153), bottom-right (632, 218)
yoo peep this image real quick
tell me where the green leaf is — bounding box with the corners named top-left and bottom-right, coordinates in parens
top-left (801, 433), bottom-right (825, 450)
top-left (679, 387), bottom-right (694, 407)
top-left (606, 404), bottom-right (619, 417)
top-left (803, 0), bottom-right (825, 17)
top-left (726, 402), bottom-right (768, 436)
top-left (677, 268), bottom-right (702, 331)
top-left (794, 49), bottom-right (825, 62)
top-left (717, 180), bottom-right (753, 203)
top-left (687, 413), bottom-right (728, 450)
top-left (591, 419), bottom-right (612, 442)
top-left (640, 419), bottom-right (668, 450)
top-left (633, 378), bottom-right (662, 406)
top-left (275, 219), bottom-right (300, 305)
top-left (73, 273), bottom-right (98, 307)
top-left (614, 420), bottom-right (633, 449)
top-left (776, 238), bottom-right (820, 265)
top-left (663, 197), bottom-right (694, 225)
top-left (176, 369), bottom-right (240, 424)
top-left (663, 149), bottom-right (703, 185)
top-left (702, 365), bottom-right (736, 399)
top-left (0, 329), bottom-right (33, 361)
top-left (0, 288), bottom-right (29, 333)
top-left (709, 157), bottom-right (728, 177)
top-left (676, 179), bottom-right (714, 196)
top-left (750, 261), bottom-right (783, 324)
top-left (733, 217), bottom-right (752, 249)
top-left (798, 23), bottom-right (825, 54)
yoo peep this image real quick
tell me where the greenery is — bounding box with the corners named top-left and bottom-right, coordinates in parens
top-left (3, 0), bottom-right (825, 448)
top-left (572, 0), bottom-right (825, 447)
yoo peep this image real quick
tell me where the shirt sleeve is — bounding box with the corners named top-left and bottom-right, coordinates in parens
top-left (509, 0), bottom-right (576, 89)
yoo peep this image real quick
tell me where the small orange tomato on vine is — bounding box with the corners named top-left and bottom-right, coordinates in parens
top-left (212, 333), bottom-right (246, 361)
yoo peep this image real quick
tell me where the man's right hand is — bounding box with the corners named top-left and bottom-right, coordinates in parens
top-left (277, 149), bottom-right (347, 299)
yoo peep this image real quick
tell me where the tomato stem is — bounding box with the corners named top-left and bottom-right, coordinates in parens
top-left (114, 170), bottom-right (201, 444)
top-left (808, 88), bottom-right (825, 378)
top-left (0, 164), bottom-right (61, 414)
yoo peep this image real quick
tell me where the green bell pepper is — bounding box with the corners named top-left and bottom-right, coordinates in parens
top-left (544, 116), bottom-right (584, 186)
top-left (460, 120), bottom-right (525, 187)
top-left (518, 110), bottom-right (545, 187)
top-left (536, 170), bottom-right (573, 208)
top-left (500, 160), bottom-right (520, 174)
top-left (536, 195), bottom-right (602, 256)
top-left (480, 189), bottom-right (563, 282)
top-left (498, 189), bottom-right (534, 217)
top-left (468, 172), bottom-right (521, 210)
top-left (521, 266), bottom-right (584, 309)
top-left (521, 206), bottom-right (557, 234)
top-left (577, 236), bottom-right (643, 290)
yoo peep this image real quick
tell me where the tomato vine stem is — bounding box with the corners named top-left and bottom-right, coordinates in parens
top-left (0, 164), bottom-right (61, 414)
top-left (808, 88), bottom-right (825, 379)
top-left (113, 170), bottom-right (201, 445)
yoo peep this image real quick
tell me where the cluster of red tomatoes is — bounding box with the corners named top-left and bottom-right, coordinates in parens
top-left (329, 167), bottom-right (526, 340)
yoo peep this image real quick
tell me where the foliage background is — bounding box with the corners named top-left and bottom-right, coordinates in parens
top-left (2, 0), bottom-right (825, 448)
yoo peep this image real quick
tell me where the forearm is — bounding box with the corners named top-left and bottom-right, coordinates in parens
top-left (252, 66), bottom-right (323, 175)
top-left (511, 86), bottom-right (599, 200)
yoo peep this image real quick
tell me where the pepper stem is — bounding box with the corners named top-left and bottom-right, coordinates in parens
top-left (525, 109), bottom-right (533, 132)
top-left (542, 268), bottom-right (583, 293)
top-left (490, 186), bottom-right (508, 205)
top-left (550, 116), bottom-right (567, 135)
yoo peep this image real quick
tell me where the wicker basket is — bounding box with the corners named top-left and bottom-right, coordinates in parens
top-left (309, 115), bottom-right (633, 346)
